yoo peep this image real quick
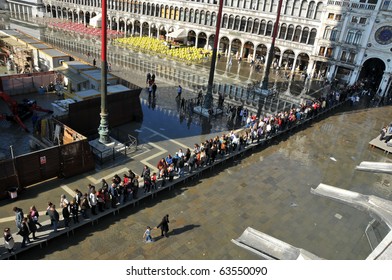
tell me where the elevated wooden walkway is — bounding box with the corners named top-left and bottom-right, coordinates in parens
top-left (369, 135), bottom-right (392, 155)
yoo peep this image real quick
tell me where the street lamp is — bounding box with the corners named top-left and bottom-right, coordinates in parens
top-left (257, 0), bottom-right (284, 118)
top-left (203, 0), bottom-right (224, 110)
top-left (98, 0), bottom-right (110, 144)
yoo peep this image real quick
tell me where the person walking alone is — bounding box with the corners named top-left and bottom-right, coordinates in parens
top-left (152, 82), bottom-right (157, 98)
top-left (29, 205), bottom-right (42, 228)
top-left (3, 228), bottom-right (15, 254)
top-left (156, 214), bottom-right (170, 237)
top-left (177, 85), bottom-right (182, 100)
top-left (13, 207), bottom-right (24, 230)
top-left (143, 226), bottom-right (154, 243)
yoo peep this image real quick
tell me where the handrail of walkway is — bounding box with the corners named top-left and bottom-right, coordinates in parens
top-left (0, 98), bottom-right (349, 260)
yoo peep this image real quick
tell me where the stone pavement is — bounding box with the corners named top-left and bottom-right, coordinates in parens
top-left (1, 29), bottom-right (392, 260)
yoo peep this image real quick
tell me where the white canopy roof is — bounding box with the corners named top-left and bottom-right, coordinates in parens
top-left (89, 14), bottom-right (102, 28)
top-left (166, 29), bottom-right (187, 39)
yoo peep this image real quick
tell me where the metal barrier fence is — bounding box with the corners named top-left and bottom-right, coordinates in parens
top-left (42, 34), bottom-right (300, 115)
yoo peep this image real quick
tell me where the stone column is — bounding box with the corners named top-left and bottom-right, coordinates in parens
top-left (377, 72), bottom-right (392, 96)
top-left (264, 44), bottom-right (271, 67)
top-left (227, 40), bottom-right (232, 58)
top-left (253, 47), bottom-right (257, 63)
top-left (278, 53), bottom-right (283, 67)
top-left (239, 43), bottom-right (244, 59)
top-left (348, 65), bottom-right (361, 85)
top-left (307, 58), bottom-right (315, 77)
top-left (291, 53), bottom-right (298, 74)
top-left (326, 64), bottom-right (336, 81)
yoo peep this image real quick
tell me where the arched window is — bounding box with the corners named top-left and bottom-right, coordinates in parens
top-left (222, 14), bottom-right (228, 28)
top-left (323, 26), bottom-right (331, 39)
top-left (300, 27), bottom-right (309, 43)
top-left (240, 16), bottom-right (247, 31)
top-left (279, 23), bottom-right (287, 39)
top-left (266, 21), bottom-right (273, 36)
top-left (285, 0), bottom-right (293, 15)
top-left (228, 15), bottom-right (234, 29)
top-left (185, 8), bottom-right (189, 22)
top-left (293, 0), bottom-right (300, 16)
top-left (345, 30), bottom-right (355, 44)
top-left (252, 19), bottom-right (259, 33)
top-left (190, 9), bottom-right (194, 22)
top-left (299, 1), bottom-right (307, 17)
top-left (353, 31), bottom-right (362, 45)
top-left (206, 12), bottom-right (211, 26)
top-left (234, 16), bottom-right (241, 30)
top-left (151, 4), bottom-right (155, 16)
top-left (286, 24), bottom-right (294, 40)
top-left (265, 0), bottom-right (271, 12)
top-left (212, 12), bottom-right (216, 26)
top-left (160, 5), bottom-right (165, 17)
top-left (195, 10), bottom-right (199, 24)
top-left (307, 1), bottom-right (315, 19)
top-left (314, 2), bottom-right (322, 20)
top-left (330, 28), bottom-right (339, 41)
top-left (259, 20), bottom-right (266, 35)
top-left (308, 28), bottom-right (317, 45)
top-left (179, 8), bottom-right (184, 21)
top-left (200, 11), bottom-right (205, 25)
top-left (246, 18), bottom-right (253, 32)
top-left (293, 26), bottom-right (302, 41)
top-left (271, 0), bottom-right (278, 12)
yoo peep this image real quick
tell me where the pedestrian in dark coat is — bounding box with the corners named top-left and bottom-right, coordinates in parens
top-left (156, 214), bottom-right (170, 237)
top-left (17, 218), bottom-right (30, 248)
top-left (27, 214), bottom-right (37, 239)
top-left (62, 204), bottom-right (70, 227)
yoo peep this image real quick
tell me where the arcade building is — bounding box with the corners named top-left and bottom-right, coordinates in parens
top-left (5, 0), bottom-right (392, 97)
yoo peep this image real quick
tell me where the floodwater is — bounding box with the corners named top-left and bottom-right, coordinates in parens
top-left (1, 17), bottom-right (392, 260)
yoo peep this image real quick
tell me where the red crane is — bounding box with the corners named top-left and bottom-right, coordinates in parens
top-left (0, 91), bottom-right (53, 132)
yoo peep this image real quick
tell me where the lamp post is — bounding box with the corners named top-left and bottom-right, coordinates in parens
top-left (203, 0), bottom-right (224, 110)
top-left (257, 0), bottom-right (284, 118)
top-left (98, 0), bottom-right (110, 144)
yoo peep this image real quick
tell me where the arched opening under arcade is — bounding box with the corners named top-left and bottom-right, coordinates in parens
top-left (197, 32), bottom-right (207, 48)
top-left (230, 38), bottom-right (242, 58)
top-left (207, 34), bottom-right (215, 50)
top-left (359, 58), bottom-right (386, 92)
top-left (219, 36), bottom-right (230, 55)
top-left (159, 25), bottom-right (167, 40)
top-left (281, 49), bottom-right (295, 70)
top-left (125, 20), bottom-right (133, 36)
top-left (142, 22), bottom-right (149, 36)
top-left (119, 18), bottom-right (126, 33)
top-left (85, 12), bottom-right (91, 25)
top-left (243, 41), bottom-right (254, 61)
top-left (255, 44), bottom-right (267, 63)
top-left (150, 23), bottom-right (158, 37)
top-left (187, 30), bottom-right (196, 46)
top-left (72, 10), bottom-right (78, 22)
top-left (79, 11), bottom-right (84, 24)
top-left (273, 47), bottom-right (281, 68)
top-left (134, 20), bottom-right (141, 35)
top-left (295, 53), bottom-right (309, 71)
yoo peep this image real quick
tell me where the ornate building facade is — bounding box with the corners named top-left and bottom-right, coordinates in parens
top-left (6, 0), bottom-right (392, 96)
